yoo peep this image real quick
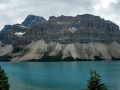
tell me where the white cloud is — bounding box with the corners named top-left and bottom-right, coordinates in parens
top-left (0, 4), bottom-right (7, 10)
top-left (101, 0), bottom-right (117, 8)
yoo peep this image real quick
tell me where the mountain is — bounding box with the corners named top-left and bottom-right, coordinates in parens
top-left (0, 15), bottom-right (47, 33)
top-left (22, 14), bottom-right (47, 27)
top-left (15, 14), bottom-right (120, 46)
top-left (0, 15), bottom-right (47, 44)
top-left (0, 14), bottom-right (120, 61)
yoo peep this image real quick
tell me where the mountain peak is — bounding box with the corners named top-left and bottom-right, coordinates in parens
top-left (22, 14), bottom-right (47, 27)
top-left (1, 25), bottom-right (12, 33)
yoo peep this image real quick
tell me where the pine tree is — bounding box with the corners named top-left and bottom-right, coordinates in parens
top-left (0, 66), bottom-right (10, 90)
top-left (85, 70), bottom-right (107, 90)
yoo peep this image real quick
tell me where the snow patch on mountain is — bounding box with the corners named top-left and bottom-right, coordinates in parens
top-left (69, 27), bottom-right (77, 33)
top-left (14, 32), bottom-right (25, 36)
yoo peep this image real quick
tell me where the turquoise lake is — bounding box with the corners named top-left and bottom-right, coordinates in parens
top-left (0, 61), bottom-right (120, 90)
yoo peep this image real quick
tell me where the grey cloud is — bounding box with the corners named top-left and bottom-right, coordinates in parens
top-left (0, 0), bottom-right (120, 30)
top-left (0, 0), bottom-right (10, 4)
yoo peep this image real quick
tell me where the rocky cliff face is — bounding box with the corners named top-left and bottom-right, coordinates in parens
top-left (2, 14), bottom-right (120, 45)
top-left (48, 14), bottom-right (120, 43)
top-left (16, 14), bottom-right (120, 46)
top-left (1, 24), bottom-right (29, 44)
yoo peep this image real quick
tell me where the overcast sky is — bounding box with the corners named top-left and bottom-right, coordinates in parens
top-left (0, 0), bottom-right (120, 30)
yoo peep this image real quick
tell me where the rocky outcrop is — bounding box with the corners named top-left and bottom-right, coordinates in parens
top-left (22, 15), bottom-right (47, 27)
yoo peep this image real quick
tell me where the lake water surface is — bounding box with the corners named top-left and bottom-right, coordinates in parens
top-left (0, 61), bottom-right (120, 90)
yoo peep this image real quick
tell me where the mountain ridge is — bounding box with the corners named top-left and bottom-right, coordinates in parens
top-left (0, 14), bottom-right (120, 61)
